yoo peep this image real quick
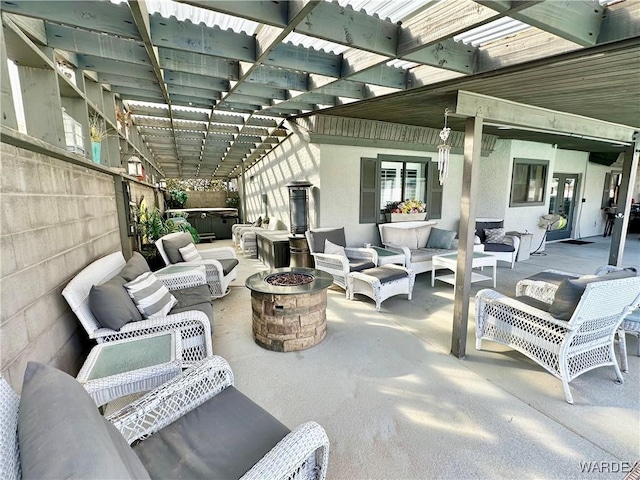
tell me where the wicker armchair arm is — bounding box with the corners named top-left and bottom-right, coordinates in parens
top-left (200, 247), bottom-right (237, 260)
top-left (345, 247), bottom-right (377, 264)
top-left (156, 266), bottom-right (207, 290)
top-left (242, 421), bottom-right (330, 480)
top-left (312, 253), bottom-right (350, 273)
top-left (515, 269), bottom-right (580, 299)
top-left (107, 356), bottom-right (234, 444)
top-left (502, 234), bottom-right (521, 251)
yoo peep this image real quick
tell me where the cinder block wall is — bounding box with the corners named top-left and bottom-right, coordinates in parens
top-left (0, 142), bottom-right (121, 391)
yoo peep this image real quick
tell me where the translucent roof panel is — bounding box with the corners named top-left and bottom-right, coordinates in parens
top-left (454, 18), bottom-right (530, 47)
top-left (145, 0), bottom-right (259, 34)
top-left (329, 0), bottom-right (442, 23)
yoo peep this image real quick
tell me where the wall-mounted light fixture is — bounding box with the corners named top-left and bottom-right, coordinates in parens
top-left (127, 155), bottom-right (143, 178)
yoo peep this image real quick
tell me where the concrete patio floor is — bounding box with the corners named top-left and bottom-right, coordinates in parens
top-left (203, 234), bottom-right (640, 479)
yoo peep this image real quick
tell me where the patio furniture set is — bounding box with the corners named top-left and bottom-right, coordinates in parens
top-left (44, 237), bottom-right (330, 479)
top-left (4, 218), bottom-right (636, 479)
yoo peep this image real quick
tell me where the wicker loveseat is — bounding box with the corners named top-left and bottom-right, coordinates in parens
top-left (476, 271), bottom-right (640, 403)
top-left (378, 221), bottom-right (483, 275)
top-left (62, 251), bottom-right (213, 364)
top-left (1, 359), bottom-right (330, 480)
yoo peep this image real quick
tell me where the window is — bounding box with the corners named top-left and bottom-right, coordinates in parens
top-left (359, 155), bottom-right (442, 223)
top-left (509, 158), bottom-right (549, 207)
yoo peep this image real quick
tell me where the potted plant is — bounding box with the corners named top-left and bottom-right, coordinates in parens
top-left (136, 205), bottom-right (199, 270)
top-left (166, 189), bottom-right (188, 209)
top-left (89, 114), bottom-right (110, 164)
top-left (385, 199), bottom-right (427, 222)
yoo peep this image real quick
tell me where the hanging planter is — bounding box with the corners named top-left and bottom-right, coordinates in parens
top-left (89, 113), bottom-right (111, 165)
top-left (91, 141), bottom-right (101, 164)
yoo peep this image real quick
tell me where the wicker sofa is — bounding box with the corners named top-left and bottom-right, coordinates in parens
top-left (62, 251), bottom-right (213, 364)
top-left (476, 271), bottom-right (640, 403)
top-left (378, 221), bottom-right (483, 275)
top-left (1, 358), bottom-right (330, 480)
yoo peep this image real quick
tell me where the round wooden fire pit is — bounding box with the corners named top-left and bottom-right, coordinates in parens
top-left (245, 267), bottom-right (332, 352)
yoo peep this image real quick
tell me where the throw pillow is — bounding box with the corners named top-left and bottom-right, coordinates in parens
top-left (179, 243), bottom-right (202, 262)
top-left (484, 227), bottom-right (506, 244)
top-left (18, 362), bottom-right (151, 479)
top-left (124, 272), bottom-right (178, 318)
top-left (252, 216), bottom-right (262, 227)
top-left (426, 228), bottom-right (457, 250)
top-left (119, 252), bottom-right (151, 282)
top-left (310, 228), bottom-right (346, 253)
top-left (548, 270), bottom-right (636, 320)
top-left (163, 233), bottom-right (194, 264)
top-left (325, 239), bottom-right (347, 257)
top-left (89, 276), bottom-right (142, 330)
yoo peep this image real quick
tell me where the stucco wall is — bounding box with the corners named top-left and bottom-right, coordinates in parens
top-left (241, 133), bottom-right (627, 255)
top-left (242, 132), bottom-right (321, 232)
top-left (319, 144), bottom-right (466, 246)
top-left (502, 141), bottom-right (557, 252)
top-left (0, 142), bottom-right (120, 390)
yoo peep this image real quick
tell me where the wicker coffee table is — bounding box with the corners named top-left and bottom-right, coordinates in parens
top-left (431, 252), bottom-right (497, 288)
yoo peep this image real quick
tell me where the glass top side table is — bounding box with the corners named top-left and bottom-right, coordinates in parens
top-left (77, 331), bottom-right (183, 407)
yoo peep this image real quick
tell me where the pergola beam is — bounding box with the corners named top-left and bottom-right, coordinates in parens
top-left (478, 0), bottom-right (604, 46)
top-left (454, 90), bottom-right (635, 143)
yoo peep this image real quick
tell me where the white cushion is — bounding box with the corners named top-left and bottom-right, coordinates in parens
top-left (325, 239), bottom-right (346, 257)
top-left (124, 272), bottom-right (177, 318)
top-left (179, 243), bottom-right (202, 262)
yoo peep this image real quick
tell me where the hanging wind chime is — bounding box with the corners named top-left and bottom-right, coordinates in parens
top-left (437, 109), bottom-right (451, 185)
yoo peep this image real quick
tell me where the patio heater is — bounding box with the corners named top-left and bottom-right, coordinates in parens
top-left (287, 181), bottom-right (314, 267)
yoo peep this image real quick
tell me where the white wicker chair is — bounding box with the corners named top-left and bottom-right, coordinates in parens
top-left (62, 251), bottom-right (212, 364)
top-left (1, 357), bottom-right (330, 480)
top-left (475, 275), bottom-right (640, 404)
top-left (156, 232), bottom-right (238, 299)
top-left (516, 265), bottom-right (640, 372)
top-left (305, 227), bottom-right (378, 295)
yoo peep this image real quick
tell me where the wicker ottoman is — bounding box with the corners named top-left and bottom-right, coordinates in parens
top-left (347, 265), bottom-right (415, 311)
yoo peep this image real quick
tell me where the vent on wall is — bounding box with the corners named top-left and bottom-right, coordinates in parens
top-left (588, 152), bottom-right (620, 166)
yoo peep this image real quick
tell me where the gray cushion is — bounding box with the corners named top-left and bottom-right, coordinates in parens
top-left (219, 258), bottom-right (240, 276)
top-left (309, 228), bottom-right (346, 253)
top-left (133, 386), bottom-right (290, 480)
top-left (120, 252), bottom-right (150, 282)
top-left (170, 284), bottom-right (214, 323)
top-left (549, 270), bottom-right (637, 320)
top-left (523, 271), bottom-right (575, 287)
top-left (476, 220), bottom-right (503, 243)
top-left (171, 301), bottom-right (214, 324)
top-left (89, 275), bottom-right (142, 330)
top-left (426, 228), bottom-right (456, 250)
top-left (18, 362), bottom-right (150, 480)
top-left (515, 295), bottom-right (552, 312)
top-left (359, 266), bottom-right (408, 283)
top-left (349, 260), bottom-right (376, 272)
top-left (484, 243), bottom-right (515, 253)
top-left (163, 233), bottom-right (195, 264)
top-left (414, 248), bottom-right (450, 261)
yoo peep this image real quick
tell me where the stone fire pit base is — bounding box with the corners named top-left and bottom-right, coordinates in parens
top-left (251, 290), bottom-right (327, 352)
